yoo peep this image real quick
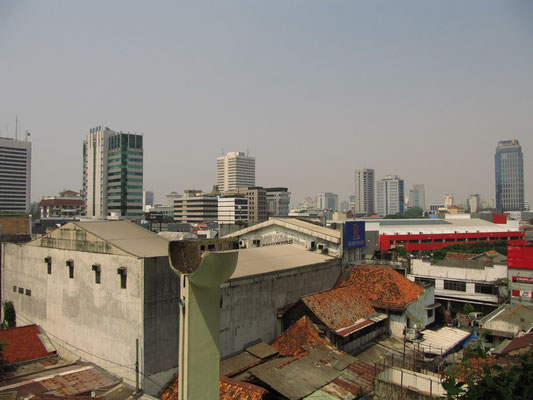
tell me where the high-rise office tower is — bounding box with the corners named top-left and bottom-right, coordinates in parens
top-left (377, 175), bottom-right (404, 216)
top-left (216, 152), bottom-right (255, 193)
top-left (82, 126), bottom-right (143, 219)
top-left (317, 192), bottom-right (339, 211)
top-left (495, 140), bottom-right (524, 211)
top-left (407, 184), bottom-right (425, 210)
top-left (354, 168), bottom-right (375, 214)
top-left (0, 136), bottom-right (31, 212)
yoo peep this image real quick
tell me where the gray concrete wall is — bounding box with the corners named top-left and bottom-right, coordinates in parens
top-left (1, 242), bottom-right (144, 387)
top-left (142, 256), bottom-right (180, 385)
top-left (219, 259), bottom-right (342, 356)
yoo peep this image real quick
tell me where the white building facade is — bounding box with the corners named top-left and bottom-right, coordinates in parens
top-left (354, 168), bottom-right (375, 214)
top-left (377, 175), bottom-right (404, 216)
top-left (218, 195), bottom-right (249, 224)
top-left (0, 136), bottom-right (31, 213)
top-left (216, 152), bottom-right (255, 193)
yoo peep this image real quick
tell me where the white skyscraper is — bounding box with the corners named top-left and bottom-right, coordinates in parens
top-left (407, 184), bottom-right (425, 210)
top-left (83, 126), bottom-right (143, 219)
top-left (377, 175), bottom-right (404, 216)
top-left (354, 168), bottom-right (375, 214)
top-left (0, 136), bottom-right (31, 212)
top-left (216, 152), bottom-right (255, 193)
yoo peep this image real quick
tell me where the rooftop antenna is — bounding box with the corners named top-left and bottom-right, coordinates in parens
top-left (246, 148), bottom-right (249, 157)
top-left (15, 115), bottom-right (18, 140)
top-left (221, 148), bottom-right (224, 156)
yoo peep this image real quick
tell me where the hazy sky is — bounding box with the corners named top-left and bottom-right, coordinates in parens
top-left (1, 1), bottom-right (532, 207)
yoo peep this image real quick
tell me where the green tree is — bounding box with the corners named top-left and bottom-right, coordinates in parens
top-left (442, 348), bottom-right (533, 399)
top-left (405, 207), bottom-right (423, 218)
top-left (463, 302), bottom-right (474, 313)
top-left (1, 301), bottom-right (15, 328)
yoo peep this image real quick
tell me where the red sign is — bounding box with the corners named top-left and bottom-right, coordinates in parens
top-left (508, 246), bottom-right (533, 270)
top-left (512, 276), bottom-right (533, 284)
top-left (493, 214), bottom-right (507, 224)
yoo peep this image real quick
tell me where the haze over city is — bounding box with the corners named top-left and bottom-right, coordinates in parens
top-left (1, 0), bottom-right (531, 206)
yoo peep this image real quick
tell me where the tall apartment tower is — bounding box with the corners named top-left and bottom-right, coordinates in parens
top-left (495, 140), bottom-right (524, 211)
top-left (0, 136), bottom-right (31, 212)
top-left (376, 175), bottom-right (404, 216)
top-left (317, 192), bottom-right (339, 212)
top-left (407, 184), bottom-right (425, 210)
top-left (354, 168), bottom-right (375, 214)
top-left (216, 152), bottom-right (255, 193)
top-left (82, 126), bottom-right (143, 219)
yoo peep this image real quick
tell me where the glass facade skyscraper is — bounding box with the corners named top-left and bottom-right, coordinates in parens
top-left (495, 140), bottom-right (524, 212)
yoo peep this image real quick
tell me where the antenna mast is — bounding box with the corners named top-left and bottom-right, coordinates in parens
top-left (15, 116), bottom-right (18, 140)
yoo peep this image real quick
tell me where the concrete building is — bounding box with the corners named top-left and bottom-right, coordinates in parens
top-left (265, 187), bottom-right (290, 217)
top-left (479, 303), bottom-right (533, 348)
top-left (317, 192), bottom-right (339, 212)
top-left (444, 194), bottom-right (454, 209)
top-left (142, 190), bottom-right (154, 212)
top-left (1, 220), bottom-right (179, 393)
top-left (408, 254), bottom-right (507, 307)
top-left (376, 175), bottom-right (404, 216)
top-left (354, 168), bottom-right (375, 215)
top-left (39, 190), bottom-right (85, 219)
top-left (82, 126), bottom-right (143, 219)
top-left (0, 136), bottom-right (31, 213)
top-left (216, 151), bottom-right (255, 193)
top-left (495, 140), bottom-right (524, 212)
top-left (373, 214), bottom-right (526, 252)
top-left (236, 186), bottom-right (267, 223)
top-left (173, 193), bottom-right (218, 223)
top-left (468, 194), bottom-right (481, 213)
top-left (165, 191), bottom-right (181, 207)
top-left (407, 184), bottom-right (425, 211)
top-left (217, 195), bottom-right (249, 224)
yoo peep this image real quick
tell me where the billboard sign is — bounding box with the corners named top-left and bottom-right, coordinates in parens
top-left (345, 221), bottom-right (365, 249)
top-left (512, 276), bottom-right (533, 284)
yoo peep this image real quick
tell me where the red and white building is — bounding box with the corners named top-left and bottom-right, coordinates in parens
top-left (508, 245), bottom-right (533, 303)
top-left (39, 190), bottom-right (85, 218)
top-left (369, 214), bottom-right (526, 253)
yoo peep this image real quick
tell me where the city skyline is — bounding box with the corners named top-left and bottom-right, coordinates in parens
top-left (1, 1), bottom-right (531, 207)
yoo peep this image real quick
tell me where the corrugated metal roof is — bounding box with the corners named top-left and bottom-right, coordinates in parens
top-left (416, 327), bottom-right (471, 355)
top-left (244, 342), bottom-right (278, 359)
top-left (220, 352), bottom-right (261, 377)
top-left (231, 245), bottom-right (335, 279)
top-left (72, 220), bottom-right (169, 257)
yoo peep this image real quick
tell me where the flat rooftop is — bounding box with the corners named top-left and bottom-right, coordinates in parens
top-left (230, 244), bottom-right (335, 280)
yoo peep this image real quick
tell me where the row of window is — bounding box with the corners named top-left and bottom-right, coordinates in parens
top-left (13, 286), bottom-right (31, 296)
top-left (45, 257), bottom-right (127, 289)
top-left (417, 278), bottom-right (499, 295)
top-left (391, 236), bottom-right (520, 245)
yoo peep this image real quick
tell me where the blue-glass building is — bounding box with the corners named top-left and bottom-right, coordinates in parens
top-left (495, 140), bottom-right (524, 211)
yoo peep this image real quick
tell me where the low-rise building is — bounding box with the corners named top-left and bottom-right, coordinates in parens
top-left (236, 186), bottom-right (267, 223)
top-left (478, 303), bottom-right (533, 348)
top-left (218, 194), bottom-right (249, 224)
top-left (408, 252), bottom-right (508, 307)
top-left (173, 193), bottom-right (218, 223)
top-left (39, 190), bottom-right (85, 219)
top-left (507, 245), bottom-right (533, 304)
top-left (338, 265), bottom-right (435, 336)
top-left (265, 187), bottom-right (290, 217)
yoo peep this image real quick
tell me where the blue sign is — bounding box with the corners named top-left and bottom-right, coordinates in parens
top-left (345, 221), bottom-right (366, 249)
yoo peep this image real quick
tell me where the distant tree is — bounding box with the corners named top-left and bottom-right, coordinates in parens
top-left (432, 241), bottom-right (508, 262)
top-left (405, 207), bottom-right (423, 218)
top-left (394, 246), bottom-right (408, 258)
top-left (463, 302), bottom-right (474, 313)
top-left (1, 301), bottom-right (15, 329)
top-left (530, 217), bottom-right (533, 225)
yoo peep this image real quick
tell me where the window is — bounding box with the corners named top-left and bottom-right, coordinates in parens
top-left (25, 289), bottom-right (31, 296)
top-left (427, 308), bottom-right (434, 318)
top-left (479, 237), bottom-right (488, 241)
top-left (18, 287), bottom-right (24, 294)
top-left (66, 260), bottom-right (74, 279)
top-left (444, 280), bottom-right (466, 292)
top-left (457, 238), bottom-right (466, 242)
top-left (445, 238), bottom-right (455, 243)
top-left (45, 257), bottom-right (52, 274)
top-left (433, 239), bottom-right (443, 243)
top-left (117, 267), bottom-right (127, 289)
top-left (409, 240), bottom-right (419, 244)
top-left (475, 283), bottom-right (498, 295)
top-left (92, 265), bottom-right (101, 284)
top-left (13, 286), bottom-right (16, 292)
top-left (415, 277), bottom-right (435, 286)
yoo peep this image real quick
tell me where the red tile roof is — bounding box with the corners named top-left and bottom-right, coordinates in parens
top-left (339, 265), bottom-right (424, 311)
top-left (271, 316), bottom-right (332, 356)
top-left (500, 332), bottom-right (533, 354)
top-left (302, 285), bottom-right (376, 332)
top-left (445, 252), bottom-right (477, 260)
top-left (0, 325), bottom-right (55, 364)
top-left (39, 199), bottom-right (84, 207)
top-left (159, 374), bottom-right (268, 400)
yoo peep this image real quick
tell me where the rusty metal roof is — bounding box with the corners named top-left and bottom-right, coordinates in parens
top-left (302, 285), bottom-right (377, 332)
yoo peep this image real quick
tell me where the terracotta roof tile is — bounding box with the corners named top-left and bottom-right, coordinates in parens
top-left (159, 374), bottom-right (267, 400)
top-left (339, 265), bottom-right (424, 311)
top-left (0, 325), bottom-right (55, 364)
top-left (302, 285), bottom-right (376, 332)
top-left (271, 316), bottom-right (332, 356)
top-left (39, 198), bottom-right (85, 207)
top-left (445, 252), bottom-right (478, 260)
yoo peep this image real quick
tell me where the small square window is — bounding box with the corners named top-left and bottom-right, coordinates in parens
top-left (13, 286), bottom-right (17, 292)
top-left (18, 287), bottom-right (24, 294)
top-left (45, 257), bottom-right (52, 274)
top-left (25, 289), bottom-right (31, 296)
top-left (66, 260), bottom-right (74, 279)
top-left (117, 267), bottom-right (127, 289)
top-left (92, 265), bottom-right (101, 284)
